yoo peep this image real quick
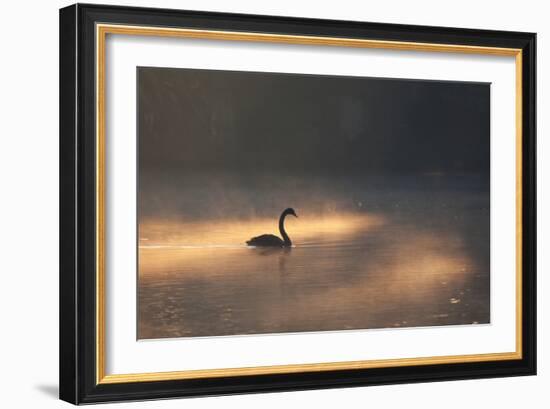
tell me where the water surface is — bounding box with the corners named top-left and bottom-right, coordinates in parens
top-left (138, 184), bottom-right (489, 339)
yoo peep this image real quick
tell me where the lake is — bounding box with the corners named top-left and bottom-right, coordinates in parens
top-left (138, 179), bottom-right (490, 339)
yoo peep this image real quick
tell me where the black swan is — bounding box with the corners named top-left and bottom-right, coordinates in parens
top-left (246, 208), bottom-right (298, 247)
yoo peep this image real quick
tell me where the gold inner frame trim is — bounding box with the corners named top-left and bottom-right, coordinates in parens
top-left (95, 23), bottom-right (523, 385)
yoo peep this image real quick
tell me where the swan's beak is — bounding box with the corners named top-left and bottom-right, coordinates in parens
top-left (294, 214), bottom-right (298, 218)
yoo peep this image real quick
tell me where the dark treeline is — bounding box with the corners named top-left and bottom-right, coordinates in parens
top-left (138, 67), bottom-right (490, 176)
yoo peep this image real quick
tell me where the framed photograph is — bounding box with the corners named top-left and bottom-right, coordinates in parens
top-left (59, 3), bottom-right (536, 404)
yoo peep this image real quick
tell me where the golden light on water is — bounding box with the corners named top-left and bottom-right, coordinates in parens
top-left (266, 232), bottom-right (474, 328)
top-left (137, 211), bottom-right (489, 338)
top-left (139, 213), bottom-right (386, 247)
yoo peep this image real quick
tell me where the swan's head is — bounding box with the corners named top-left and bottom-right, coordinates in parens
top-left (284, 208), bottom-right (298, 218)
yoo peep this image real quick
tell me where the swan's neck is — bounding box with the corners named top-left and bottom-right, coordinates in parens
top-left (279, 212), bottom-right (292, 246)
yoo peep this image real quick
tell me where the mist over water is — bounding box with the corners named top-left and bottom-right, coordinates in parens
top-left (138, 173), bottom-right (489, 339)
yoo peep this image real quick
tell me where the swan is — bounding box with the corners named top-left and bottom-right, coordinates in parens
top-left (246, 208), bottom-right (298, 247)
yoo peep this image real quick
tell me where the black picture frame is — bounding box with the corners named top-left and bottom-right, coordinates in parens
top-left (60, 3), bottom-right (536, 404)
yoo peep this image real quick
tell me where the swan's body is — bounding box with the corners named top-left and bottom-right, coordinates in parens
top-left (246, 208), bottom-right (298, 247)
